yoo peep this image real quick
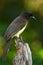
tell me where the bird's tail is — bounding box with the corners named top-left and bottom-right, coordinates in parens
top-left (2, 39), bottom-right (11, 61)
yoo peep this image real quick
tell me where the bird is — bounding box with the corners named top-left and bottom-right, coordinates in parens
top-left (2, 11), bottom-right (35, 60)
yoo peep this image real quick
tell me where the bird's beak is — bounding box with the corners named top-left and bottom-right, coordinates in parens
top-left (31, 16), bottom-right (36, 20)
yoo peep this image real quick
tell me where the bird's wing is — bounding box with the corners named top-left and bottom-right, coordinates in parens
top-left (24, 43), bottom-right (32, 65)
top-left (4, 16), bottom-right (27, 41)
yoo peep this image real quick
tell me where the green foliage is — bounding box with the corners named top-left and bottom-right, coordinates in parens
top-left (0, 0), bottom-right (43, 65)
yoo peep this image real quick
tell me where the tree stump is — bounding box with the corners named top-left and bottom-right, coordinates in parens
top-left (13, 38), bottom-right (32, 65)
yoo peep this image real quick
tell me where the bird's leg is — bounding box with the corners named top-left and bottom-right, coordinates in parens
top-left (19, 35), bottom-right (23, 41)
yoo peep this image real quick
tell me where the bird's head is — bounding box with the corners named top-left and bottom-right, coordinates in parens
top-left (21, 11), bottom-right (36, 20)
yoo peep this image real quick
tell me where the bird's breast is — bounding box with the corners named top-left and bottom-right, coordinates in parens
top-left (12, 22), bottom-right (28, 38)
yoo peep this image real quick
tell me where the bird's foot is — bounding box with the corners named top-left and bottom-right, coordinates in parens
top-left (19, 36), bottom-right (23, 41)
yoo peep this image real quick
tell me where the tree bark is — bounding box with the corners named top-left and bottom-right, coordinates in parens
top-left (13, 38), bottom-right (32, 65)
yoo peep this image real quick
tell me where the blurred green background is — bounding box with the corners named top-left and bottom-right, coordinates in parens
top-left (0, 0), bottom-right (43, 65)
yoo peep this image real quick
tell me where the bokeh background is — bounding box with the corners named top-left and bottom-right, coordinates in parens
top-left (0, 0), bottom-right (43, 65)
